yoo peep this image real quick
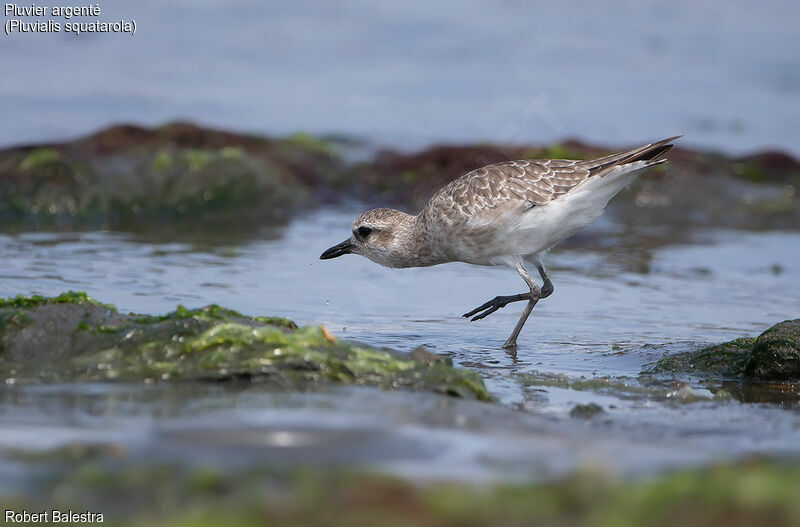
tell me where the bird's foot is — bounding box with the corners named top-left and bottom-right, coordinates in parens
top-left (462, 292), bottom-right (531, 322)
top-left (501, 339), bottom-right (518, 350)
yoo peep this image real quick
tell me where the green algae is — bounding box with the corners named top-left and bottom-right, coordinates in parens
top-left (0, 292), bottom-right (489, 400)
top-left (733, 161), bottom-right (766, 183)
top-left (151, 148), bottom-right (174, 171)
top-left (182, 148), bottom-right (215, 171)
top-left (0, 290), bottom-right (114, 310)
top-left (132, 304), bottom-right (297, 329)
top-left (19, 148), bottom-right (62, 171)
top-left (286, 132), bottom-right (340, 157)
top-left (7, 458), bottom-right (800, 527)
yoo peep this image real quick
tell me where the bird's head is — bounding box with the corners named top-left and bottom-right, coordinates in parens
top-left (319, 208), bottom-right (417, 268)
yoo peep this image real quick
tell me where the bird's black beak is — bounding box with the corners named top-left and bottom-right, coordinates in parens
top-left (320, 239), bottom-right (354, 260)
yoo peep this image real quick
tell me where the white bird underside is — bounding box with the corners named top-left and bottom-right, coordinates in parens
top-left (459, 160), bottom-right (652, 265)
top-left (419, 137), bottom-right (679, 267)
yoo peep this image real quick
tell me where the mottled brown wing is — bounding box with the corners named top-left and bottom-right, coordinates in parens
top-left (422, 136), bottom-right (680, 224)
top-left (425, 159), bottom-right (591, 223)
top-left (423, 136), bottom-right (680, 224)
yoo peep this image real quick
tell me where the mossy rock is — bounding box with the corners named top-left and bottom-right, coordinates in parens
top-left (0, 122), bottom-right (345, 235)
top-left (644, 319), bottom-right (800, 382)
top-left (645, 338), bottom-right (755, 378)
top-left (0, 292), bottom-right (489, 401)
top-left (745, 320), bottom-right (800, 380)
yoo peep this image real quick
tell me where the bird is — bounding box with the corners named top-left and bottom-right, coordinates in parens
top-left (320, 136), bottom-right (680, 349)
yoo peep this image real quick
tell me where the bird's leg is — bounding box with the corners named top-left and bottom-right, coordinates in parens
top-left (463, 259), bottom-right (555, 322)
top-left (502, 260), bottom-right (542, 350)
top-left (462, 292), bottom-right (532, 321)
top-left (536, 261), bottom-right (554, 298)
top-left (502, 299), bottom-right (538, 350)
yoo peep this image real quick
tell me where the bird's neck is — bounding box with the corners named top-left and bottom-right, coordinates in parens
top-left (390, 212), bottom-right (448, 268)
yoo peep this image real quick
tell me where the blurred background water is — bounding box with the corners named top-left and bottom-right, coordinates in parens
top-left (1, 0), bottom-right (798, 154)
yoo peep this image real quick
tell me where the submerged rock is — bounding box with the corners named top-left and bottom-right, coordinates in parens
top-left (645, 319), bottom-right (800, 382)
top-left (0, 292), bottom-right (490, 400)
top-left (569, 403), bottom-right (604, 419)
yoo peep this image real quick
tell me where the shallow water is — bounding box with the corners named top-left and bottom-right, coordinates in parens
top-left (1, 209), bottom-right (799, 483)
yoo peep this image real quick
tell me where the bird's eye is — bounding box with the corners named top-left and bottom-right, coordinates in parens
top-left (357, 226), bottom-right (373, 238)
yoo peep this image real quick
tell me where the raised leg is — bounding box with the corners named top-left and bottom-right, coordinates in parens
top-left (462, 292), bottom-right (531, 321)
top-left (463, 258), bottom-right (555, 324)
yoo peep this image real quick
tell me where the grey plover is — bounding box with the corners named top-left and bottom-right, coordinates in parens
top-left (321, 136), bottom-right (680, 349)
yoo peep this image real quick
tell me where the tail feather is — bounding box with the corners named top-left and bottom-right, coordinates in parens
top-left (632, 143), bottom-right (673, 162)
top-left (586, 136), bottom-right (681, 176)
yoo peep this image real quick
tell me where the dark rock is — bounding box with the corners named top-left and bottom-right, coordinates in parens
top-left (735, 151), bottom-right (800, 184)
top-left (644, 319), bottom-right (800, 383)
top-left (645, 338), bottom-right (754, 378)
top-left (745, 320), bottom-right (800, 380)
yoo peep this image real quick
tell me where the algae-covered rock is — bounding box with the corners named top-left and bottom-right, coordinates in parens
top-left (0, 292), bottom-right (490, 400)
top-left (0, 122), bottom-right (344, 235)
top-left (644, 319), bottom-right (800, 382)
top-left (745, 320), bottom-right (800, 380)
top-left (645, 338), bottom-right (754, 378)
